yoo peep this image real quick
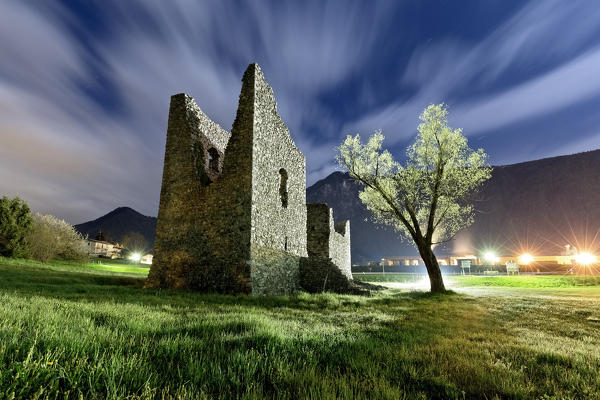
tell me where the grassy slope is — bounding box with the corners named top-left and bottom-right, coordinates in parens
top-left (0, 259), bottom-right (599, 399)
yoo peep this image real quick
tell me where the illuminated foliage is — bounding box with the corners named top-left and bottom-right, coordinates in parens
top-left (28, 213), bottom-right (88, 262)
top-left (337, 104), bottom-right (491, 291)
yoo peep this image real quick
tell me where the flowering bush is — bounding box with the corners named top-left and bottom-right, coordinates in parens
top-left (28, 213), bottom-right (88, 262)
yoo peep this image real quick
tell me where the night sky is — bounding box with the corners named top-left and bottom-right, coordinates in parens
top-left (1, 0), bottom-right (600, 224)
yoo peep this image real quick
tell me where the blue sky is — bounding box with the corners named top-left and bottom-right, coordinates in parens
top-left (1, 0), bottom-right (600, 224)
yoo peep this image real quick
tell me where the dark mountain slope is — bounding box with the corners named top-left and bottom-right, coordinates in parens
top-left (74, 207), bottom-right (157, 246)
top-left (307, 149), bottom-right (600, 263)
top-left (456, 150), bottom-right (600, 257)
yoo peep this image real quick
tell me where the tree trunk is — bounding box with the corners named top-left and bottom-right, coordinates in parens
top-left (418, 243), bottom-right (446, 293)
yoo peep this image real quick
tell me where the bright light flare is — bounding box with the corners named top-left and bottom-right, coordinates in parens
top-left (575, 252), bottom-right (597, 265)
top-left (483, 251), bottom-right (499, 263)
top-left (518, 253), bottom-right (534, 265)
top-left (129, 252), bottom-right (141, 262)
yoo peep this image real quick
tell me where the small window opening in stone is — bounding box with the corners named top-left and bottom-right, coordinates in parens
top-left (284, 236), bottom-right (288, 251)
top-left (279, 168), bottom-right (288, 208)
top-left (207, 148), bottom-right (220, 172)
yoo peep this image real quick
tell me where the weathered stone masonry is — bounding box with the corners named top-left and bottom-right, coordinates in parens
top-left (301, 204), bottom-right (352, 293)
top-left (147, 63), bottom-right (351, 295)
top-left (306, 204), bottom-right (351, 278)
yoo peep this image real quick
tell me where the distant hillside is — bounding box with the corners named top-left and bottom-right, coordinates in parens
top-left (307, 149), bottom-right (600, 263)
top-left (455, 150), bottom-right (600, 257)
top-left (74, 207), bottom-right (157, 247)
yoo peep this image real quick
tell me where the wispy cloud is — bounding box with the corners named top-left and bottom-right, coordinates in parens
top-left (346, 0), bottom-right (600, 148)
top-left (452, 47), bottom-right (600, 134)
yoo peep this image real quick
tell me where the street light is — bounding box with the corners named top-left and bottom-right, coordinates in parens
top-left (575, 252), bottom-right (596, 277)
top-left (575, 252), bottom-right (597, 265)
top-left (129, 252), bottom-right (141, 262)
top-left (518, 253), bottom-right (534, 265)
top-left (483, 251), bottom-right (499, 264)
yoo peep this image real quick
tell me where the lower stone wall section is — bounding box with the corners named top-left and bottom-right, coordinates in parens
top-left (299, 256), bottom-right (355, 293)
top-left (306, 204), bottom-right (352, 279)
top-left (306, 204), bottom-right (330, 258)
top-left (250, 245), bottom-right (300, 295)
top-left (330, 220), bottom-right (351, 279)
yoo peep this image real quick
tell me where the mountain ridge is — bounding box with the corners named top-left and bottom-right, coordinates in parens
top-left (74, 206), bottom-right (157, 246)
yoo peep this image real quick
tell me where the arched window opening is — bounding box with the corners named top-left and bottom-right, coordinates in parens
top-left (279, 168), bottom-right (288, 208)
top-left (207, 148), bottom-right (220, 172)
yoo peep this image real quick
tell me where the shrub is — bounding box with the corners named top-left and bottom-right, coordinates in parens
top-left (0, 196), bottom-right (33, 258)
top-left (28, 213), bottom-right (88, 262)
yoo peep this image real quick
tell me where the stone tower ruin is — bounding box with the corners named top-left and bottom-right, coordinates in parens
top-left (147, 63), bottom-right (351, 295)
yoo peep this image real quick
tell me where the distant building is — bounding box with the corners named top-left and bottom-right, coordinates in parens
top-left (141, 254), bottom-right (153, 265)
top-left (381, 254), bottom-right (478, 267)
top-left (86, 239), bottom-right (123, 258)
top-left (483, 255), bottom-right (578, 266)
top-left (448, 255), bottom-right (478, 266)
top-left (381, 256), bottom-right (422, 266)
top-left (370, 247), bottom-right (594, 270)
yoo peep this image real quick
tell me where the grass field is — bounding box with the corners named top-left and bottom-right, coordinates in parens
top-left (354, 272), bottom-right (600, 287)
top-left (1, 258), bottom-right (599, 399)
top-left (0, 256), bottom-right (150, 277)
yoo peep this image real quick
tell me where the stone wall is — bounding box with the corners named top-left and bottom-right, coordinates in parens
top-left (147, 90), bottom-right (254, 293)
top-left (299, 256), bottom-right (354, 293)
top-left (330, 219), bottom-right (351, 278)
top-left (306, 203), bottom-right (352, 279)
top-left (248, 64), bottom-right (307, 295)
top-left (306, 204), bottom-right (331, 258)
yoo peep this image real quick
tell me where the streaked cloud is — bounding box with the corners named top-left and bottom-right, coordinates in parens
top-left (453, 47), bottom-right (600, 134)
top-left (346, 0), bottom-right (600, 149)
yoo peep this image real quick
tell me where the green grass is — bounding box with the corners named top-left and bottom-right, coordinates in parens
top-left (354, 272), bottom-right (600, 288)
top-left (451, 274), bottom-right (600, 288)
top-left (1, 259), bottom-right (599, 399)
top-left (0, 256), bottom-right (149, 277)
top-left (353, 273), bottom-right (424, 283)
